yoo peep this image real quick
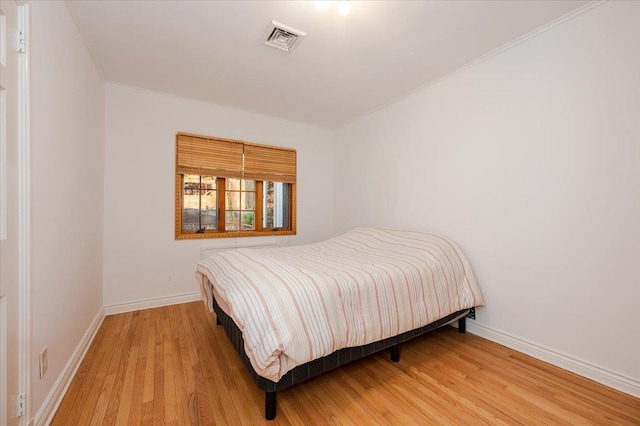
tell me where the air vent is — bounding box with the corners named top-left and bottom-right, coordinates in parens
top-left (261, 21), bottom-right (306, 53)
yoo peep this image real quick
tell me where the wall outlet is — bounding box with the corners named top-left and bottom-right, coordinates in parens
top-left (39, 347), bottom-right (48, 378)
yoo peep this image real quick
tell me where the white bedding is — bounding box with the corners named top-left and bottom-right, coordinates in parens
top-left (197, 228), bottom-right (484, 382)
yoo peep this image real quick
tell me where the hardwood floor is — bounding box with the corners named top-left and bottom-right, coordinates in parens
top-left (52, 302), bottom-right (640, 425)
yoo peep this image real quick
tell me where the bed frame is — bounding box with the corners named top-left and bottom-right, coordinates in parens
top-left (211, 295), bottom-right (469, 420)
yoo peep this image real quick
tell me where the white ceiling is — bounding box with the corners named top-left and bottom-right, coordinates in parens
top-left (68, 0), bottom-right (589, 127)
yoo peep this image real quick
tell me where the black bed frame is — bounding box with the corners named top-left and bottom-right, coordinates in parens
top-left (211, 296), bottom-right (468, 420)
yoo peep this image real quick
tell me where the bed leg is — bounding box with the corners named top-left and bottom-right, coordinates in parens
top-left (265, 391), bottom-right (276, 420)
top-left (390, 345), bottom-right (400, 362)
top-left (458, 316), bottom-right (466, 334)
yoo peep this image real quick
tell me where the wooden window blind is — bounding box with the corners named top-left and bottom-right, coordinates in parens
top-left (176, 134), bottom-right (244, 178)
top-left (176, 133), bottom-right (296, 182)
top-left (243, 143), bottom-right (297, 183)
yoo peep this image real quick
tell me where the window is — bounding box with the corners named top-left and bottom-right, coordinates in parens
top-left (263, 181), bottom-right (289, 229)
top-left (225, 178), bottom-right (255, 231)
top-left (175, 133), bottom-right (296, 239)
top-left (181, 175), bottom-right (217, 232)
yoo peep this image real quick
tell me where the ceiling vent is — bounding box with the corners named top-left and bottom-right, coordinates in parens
top-left (261, 21), bottom-right (306, 53)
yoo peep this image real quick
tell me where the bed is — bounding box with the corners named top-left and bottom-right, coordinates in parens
top-left (196, 228), bottom-right (484, 420)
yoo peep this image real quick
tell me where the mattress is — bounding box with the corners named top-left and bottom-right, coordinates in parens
top-left (197, 227), bottom-right (484, 382)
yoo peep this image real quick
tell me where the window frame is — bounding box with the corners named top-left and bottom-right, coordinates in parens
top-left (175, 133), bottom-right (297, 240)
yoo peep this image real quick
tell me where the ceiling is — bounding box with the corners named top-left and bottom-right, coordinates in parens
top-left (67, 0), bottom-right (589, 128)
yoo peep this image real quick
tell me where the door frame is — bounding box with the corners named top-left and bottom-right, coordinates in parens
top-left (0, 1), bottom-right (29, 423)
top-left (16, 1), bottom-right (30, 424)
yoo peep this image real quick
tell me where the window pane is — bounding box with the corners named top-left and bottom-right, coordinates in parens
top-left (242, 179), bottom-right (255, 191)
top-left (241, 211), bottom-right (255, 230)
top-left (263, 181), bottom-right (289, 230)
top-left (183, 174), bottom-right (201, 194)
top-left (225, 211), bottom-right (240, 231)
top-left (183, 191), bottom-right (200, 210)
top-left (200, 188), bottom-right (217, 209)
top-left (183, 175), bottom-right (200, 231)
top-left (226, 178), bottom-right (241, 191)
top-left (182, 207), bottom-right (199, 232)
top-left (226, 179), bottom-right (254, 229)
top-left (241, 192), bottom-right (255, 210)
top-left (200, 189), bottom-right (217, 229)
top-left (201, 176), bottom-right (215, 191)
top-left (182, 175), bottom-right (217, 232)
top-left (226, 191), bottom-right (240, 210)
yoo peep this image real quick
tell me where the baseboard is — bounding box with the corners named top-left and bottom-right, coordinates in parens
top-left (31, 292), bottom-right (202, 424)
top-left (33, 307), bottom-right (105, 426)
top-left (465, 321), bottom-right (640, 398)
top-left (104, 291), bottom-right (202, 316)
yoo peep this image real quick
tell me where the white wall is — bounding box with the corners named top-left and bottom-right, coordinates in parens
top-left (334, 1), bottom-right (640, 392)
top-left (30, 0), bottom-right (105, 416)
top-left (103, 85), bottom-right (334, 307)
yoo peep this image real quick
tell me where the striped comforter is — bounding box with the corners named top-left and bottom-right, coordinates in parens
top-left (196, 228), bottom-right (484, 382)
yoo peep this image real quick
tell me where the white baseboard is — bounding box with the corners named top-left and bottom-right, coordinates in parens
top-left (34, 307), bottom-right (105, 426)
top-left (465, 321), bottom-right (640, 398)
top-left (32, 293), bottom-right (202, 424)
top-left (104, 291), bottom-right (202, 316)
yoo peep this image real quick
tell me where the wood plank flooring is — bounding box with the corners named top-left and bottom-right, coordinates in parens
top-left (51, 302), bottom-right (640, 425)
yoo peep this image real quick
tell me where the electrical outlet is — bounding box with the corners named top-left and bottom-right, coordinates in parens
top-left (39, 347), bottom-right (48, 378)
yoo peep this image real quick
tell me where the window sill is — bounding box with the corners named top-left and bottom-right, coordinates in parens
top-left (175, 229), bottom-right (296, 240)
